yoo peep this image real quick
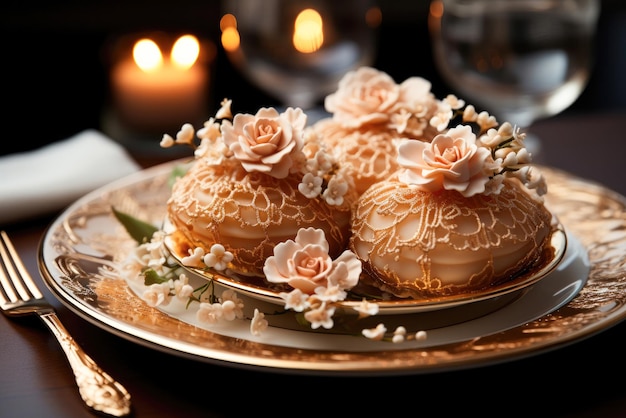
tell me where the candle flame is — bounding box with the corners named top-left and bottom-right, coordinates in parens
top-left (293, 9), bottom-right (324, 54)
top-left (133, 39), bottom-right (163, 72)
top-left (171, 35), bottom-right (200, 69)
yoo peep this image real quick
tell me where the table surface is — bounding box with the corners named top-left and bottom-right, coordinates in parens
top-left (2, 111), bottom-right (626, 418)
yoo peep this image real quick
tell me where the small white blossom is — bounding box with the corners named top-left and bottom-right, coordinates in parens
top-left (203, 244), bottom-right (234, 271)
top-left (219, 300), bottom-right (238, 321)
top-left (462, 104), bottom-right (478, 123)
top-left (196, 302), bottom-right (224, 324)
top-left (314, 150), bottom-right (334, 173)
top-left (313, 285), bottom-right (347, 303)
top-left (392, 327), bottom-right (407, 343)
top-left (216, 98), bottom-right (233, 119)
top-left (484, 174), bottom-right (506, 195)
top-left (181, 247), bottom-right (205, 268)
top-left (304, 302), bottom-right (335, 329)
top-left (173, 273), bottom-right (194, 300)
top-left (142, 282), bottom-right (172, 307)
top-left (362, 323), bottom-right (387, 341)
top-left (196, 118), bottom-right (221, 141)
top-left (279, 289), bottom-right (310, 312)
top-left (476, 111), bottom-right (498, 131)
top-left (160, 134), bottom-right (175, 148)
top-left (250, 308), bottom-right (268, 336)
top-left (443, 94), bottom-right (465, 110)
top-left (415, 330), bottom-right (428, 341)
top-left (321, 175), bottom-right (349, 206)
top-left (353, 298), bottom-right (379, 318)
top-left (220, 289), bottom-right (245, 319)
top-left (298, 172), bottom-right (323, 198)
top-left (429, 101), bottom-right (453, 132)
top-left (175, 123), bottom-right (196, 145)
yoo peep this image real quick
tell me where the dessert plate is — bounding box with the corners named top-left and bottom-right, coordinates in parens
top-left (39, 160), bottom-right (626, 375)
top-left (164, 219), bottom-right (567, 316)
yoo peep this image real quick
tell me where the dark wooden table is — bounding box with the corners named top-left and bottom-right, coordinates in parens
top-left (2, 111), bottom-right (626, 418)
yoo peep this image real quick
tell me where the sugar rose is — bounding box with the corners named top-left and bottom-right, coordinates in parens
top-left (222, 107), bottom-right (306, 178)
top-left (264, 228), bottom-right (361, 295)
top-left (324, 66), bottom-right (400, 128)
top-left (397, 125), bottom-right (497, 197)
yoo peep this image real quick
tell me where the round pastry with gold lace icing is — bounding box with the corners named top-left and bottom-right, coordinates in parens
top-left (350, 176), bottom-right (553, 298)
top-left (167, 158), bottom-right (353, 276)
top-left (349, 122), bottom-right (552, 299)
top-left (314, 66), bottom-right (450, 196)
top-left (164, 104), bottom-right (355, 277)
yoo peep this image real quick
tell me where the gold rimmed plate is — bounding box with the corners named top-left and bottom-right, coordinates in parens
top-left (164, 217), bottom-right (567, 316)
top-left (39, 160), bottom-right (626, 375)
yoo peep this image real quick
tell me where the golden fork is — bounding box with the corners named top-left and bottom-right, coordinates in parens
top-left (0, 230), bottom-right (131, 417)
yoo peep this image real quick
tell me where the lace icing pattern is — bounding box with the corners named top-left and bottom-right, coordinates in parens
top-left (351, 177), bottom-right (553, 297)
top-left (168, 159), bottom-right (351, 276)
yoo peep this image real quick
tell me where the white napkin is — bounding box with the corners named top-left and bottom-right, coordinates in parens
top-left (0, 129), bottom-right (141, 225)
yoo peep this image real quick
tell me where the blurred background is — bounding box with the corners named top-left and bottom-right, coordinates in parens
top-left (2, 0), bottom-right (625, 156)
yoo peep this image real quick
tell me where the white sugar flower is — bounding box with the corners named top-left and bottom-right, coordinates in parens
top-left (321, 175), bottom-right (348, 206)
top-left (175, 123), bottom-right (195, 145)
top-left (298, 172), bottom-right (323, 198)
top-left (174, 273), bottom-right (194, 300)
top-left (203, 244), bottom-right (233, 271)
top-left (484, 174), bottom-right (505, 195)
top-left (462, 104), bottom-right (478, 123)
top-left (362, 323), bottom-right (387, 340)
top-left (196, 118), bottom-right (221, 141)
top-left (142, 282), bottom-right (172, 307)
top-left (250, 308), bottom-right (268, 336)
top-left (353, 298), bottom-right (379, 318)
top-left (131, 230), bottom-right (168, 272)
top-left (219, 300), bottom-right (239, 321)
top-left (314, 150), bottom-right (333, 173)
top-left (442, 94), bottom-right (465, 110)
top-left (196, 302), bottom-right (224, 324)
top-left (392, 326), bottom-right (406, 343)
top-left (220, 289), bottom-right (244, 319)
top-left (181, 247), bottom-right (205, 268)
top-left (216, 98), bottom-right (233, 119)
top-left (279, 289), bottom-right (310, 312)
top-left (429, 101), bottom-right (453, 132)
top-left (304, 302), bottom-right (335, 329)
top-left (475, 111), bottom-right (498, 131)
top-left (313, 285), bottom-right (347, 303)
top-left (160, 134), bottom-right (175, 148)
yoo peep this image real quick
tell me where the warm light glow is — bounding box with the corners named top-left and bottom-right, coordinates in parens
top-left (365, 6), bottom-right (383, 28)
top-left (133, 39), bottom-right (163, 72)
top-left (171, 35), bottom-right (200, 69)
top-left (220, 13), bottom-right (237, 31)
top-left (292, 8), bottom-right (324, 54)
top-left (220, 14), bottom-right (241, 52)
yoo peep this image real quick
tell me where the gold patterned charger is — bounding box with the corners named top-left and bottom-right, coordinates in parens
top-left (37, 160), bottom-right (626, 374)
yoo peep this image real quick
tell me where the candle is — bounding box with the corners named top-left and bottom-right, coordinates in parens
top-left (110, 34), bottom-right (210, 134)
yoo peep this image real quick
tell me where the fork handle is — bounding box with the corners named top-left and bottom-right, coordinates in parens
top-left (38, 311), bottom-right (132, 417)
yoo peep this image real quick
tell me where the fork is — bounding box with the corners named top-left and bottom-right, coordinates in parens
top-left (0, 231), bottom-right (132, 417)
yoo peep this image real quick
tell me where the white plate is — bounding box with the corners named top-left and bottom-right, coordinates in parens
top-left (39, 161), bottom-right (626, 375)
top-left (163, 217), bottom-right (567, 316)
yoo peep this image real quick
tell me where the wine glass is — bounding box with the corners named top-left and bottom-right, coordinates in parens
top-left (220, 0), bottom-right (380, 121)
top-left (429, 0), bottom-right (600, 155)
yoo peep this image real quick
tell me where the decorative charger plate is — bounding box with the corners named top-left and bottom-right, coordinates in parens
top-left (38, 160), bottom-right (626, 375)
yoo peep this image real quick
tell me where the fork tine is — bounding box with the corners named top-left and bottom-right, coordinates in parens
top-left (0, 231), bottom-right (43, 301)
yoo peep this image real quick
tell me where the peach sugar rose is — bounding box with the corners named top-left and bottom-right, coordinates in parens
top-left (221, 107), bottom-right (306, 179)
top-left (264, 228), bottom-right (361, 295)
top-left (397, 125), bottom-right (499, 198)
